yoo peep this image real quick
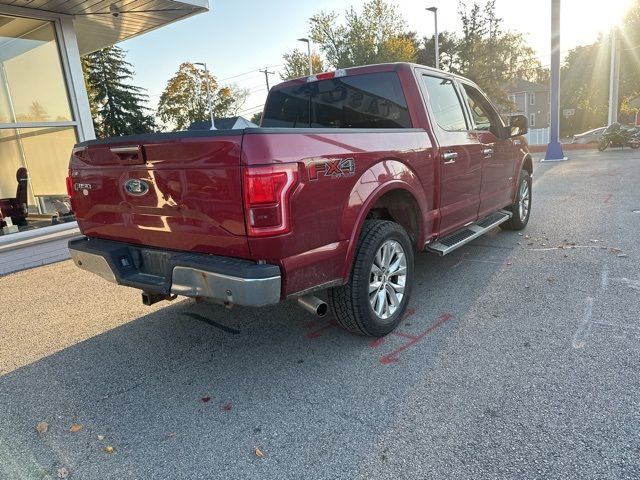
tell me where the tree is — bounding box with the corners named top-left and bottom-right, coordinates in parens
top-left (82, 46), bottom-right (155, 137)
top-left (280, 49), bottom-right (325, 80)
top-left (250, 111), bottom-right (262, 125)
top-left (156, 62), bottom-right (248, 131)
top-left (435, 1), bottom-right (543, 109)
top-left (309, 0), bottom-right (416, 69)
top-left (560, 0), bottom-right (640, 134)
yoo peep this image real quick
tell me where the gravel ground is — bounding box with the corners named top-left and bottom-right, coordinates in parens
top-left (1, 148), bottom-right (639, 480)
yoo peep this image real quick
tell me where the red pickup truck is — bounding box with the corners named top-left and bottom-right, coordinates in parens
top-left (68, 63), bottom-right (532, 337)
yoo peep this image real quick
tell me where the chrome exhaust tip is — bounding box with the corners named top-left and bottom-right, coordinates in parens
top-left (297, 295), bottom-right (328, 317)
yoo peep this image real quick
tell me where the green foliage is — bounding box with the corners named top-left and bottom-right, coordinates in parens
top-left (250, 111), bottom-right (262, 125)
top-left (156, 62), bottom-right (248, 131)
top-left (309, 0), bottom-right (417, 68)
top-left (280, 49), bottom-right (325, 80)
top-left (82, 46), bottom-right (155, 138)
top-left (417, 1), bottom-right (545, 109)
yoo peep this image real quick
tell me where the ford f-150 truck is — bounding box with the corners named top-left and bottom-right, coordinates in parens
top-left (68, 63), bottom-right (532, 337)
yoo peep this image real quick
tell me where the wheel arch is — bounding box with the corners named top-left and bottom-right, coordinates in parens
top-left (340, 176), bottom-right (427, 283)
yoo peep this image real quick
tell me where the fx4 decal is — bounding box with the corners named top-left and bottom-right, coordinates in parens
top-left (308, 158), bottom-right (356, 181)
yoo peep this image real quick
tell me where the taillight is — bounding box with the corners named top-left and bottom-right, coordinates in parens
top-left (65, 174), bottom-right (74, 197)
top-left (243, 164), bottom-right (298, 237)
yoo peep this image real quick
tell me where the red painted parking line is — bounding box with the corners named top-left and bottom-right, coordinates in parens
top-left (379, 313), bottom-right (453, 365)
top-left (368, 308), bottom-right (416, 348)
top-left (306, 319), bottom-right (338, 339)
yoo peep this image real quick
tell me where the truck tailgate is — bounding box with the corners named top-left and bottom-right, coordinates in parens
top-left (69, 132), bottom-right (249, 257)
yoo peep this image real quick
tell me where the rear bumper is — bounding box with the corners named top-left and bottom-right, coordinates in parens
top-left (68, 237), bottom-right (281, 307)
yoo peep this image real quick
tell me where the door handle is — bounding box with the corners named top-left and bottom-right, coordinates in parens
top-left (442, 151), bottom-right (458, 164)
top-left (482, 148), bottom-right (493, 157)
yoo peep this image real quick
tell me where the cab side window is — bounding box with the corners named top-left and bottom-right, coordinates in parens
top-left (461, 84), bottom-right (503, 136)
top-left (422, 75), bottom-right (468, 132)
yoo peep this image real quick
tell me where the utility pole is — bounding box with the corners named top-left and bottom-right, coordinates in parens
top-left (543, 0), bottom-right (566, 161)
top-left (426, 6), bottom-right (439, 70)
top-left (260, 67), bottom-right (275, 91)
top-left (194, 62), bottom-right (215, 130)
top-left (608, 28), bottom-right (620, 125)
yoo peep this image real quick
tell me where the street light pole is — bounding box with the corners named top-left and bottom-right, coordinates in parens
top-left (297, 38), bottom-right (313, 75)
top-left (608, 28), bottom-right (620, 125)
top-left (426, 6), bottom-right (439, 70)
top-left (194, 62), bottom-right (216, 130)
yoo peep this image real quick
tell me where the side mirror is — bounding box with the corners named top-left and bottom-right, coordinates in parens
top-left (508, 114), bottom-right (528, 137)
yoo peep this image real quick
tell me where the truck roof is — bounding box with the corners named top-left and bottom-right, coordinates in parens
top-left (272, 62), bottom-right (472, 90)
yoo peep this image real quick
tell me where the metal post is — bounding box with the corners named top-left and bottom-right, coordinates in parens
top-left (195, 62), bottom-right (215, 130)
top-left (608, 28), bottom-right (620, 125)
top-left (427, 7), bottom-right (439, 70)
top-left (543, 0), bottom-right (566, 161)
top-left (298, 38), bottom-right (312, 75)
top-left (260, 67), bottom-right (275, 91)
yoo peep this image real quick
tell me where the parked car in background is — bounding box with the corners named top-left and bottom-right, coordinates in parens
top-left (67, 63), bottom-right (533, 337)
top-left (572, 126), bottom-right (606, 144)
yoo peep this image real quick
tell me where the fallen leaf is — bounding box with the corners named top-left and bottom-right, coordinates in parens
top-left (609, 248), bottom-right (623, 254)
top-left (221, 403), bottom-right (232, 412)
top-left (201, 396), bottom-right (211, 403)
top-left (69, 423), bottom-right (83, 433)
top-left (36, 422), bottom-right (48, 434)
top-left (524, 235), bottom-right (531, 239)
top-left (104, 445), bottom-right (115, 454)
top-left (97, 435), bottom-right (105, 441)
top-left (57, 467), bottom-right (69, 479)
top-left (254, 447), bottom-right (265, 458)
top-left (547, 276), bottom-right (556, 283)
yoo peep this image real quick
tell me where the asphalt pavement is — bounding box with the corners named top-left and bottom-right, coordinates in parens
top-left (1, 148), bottom-right (639, 479)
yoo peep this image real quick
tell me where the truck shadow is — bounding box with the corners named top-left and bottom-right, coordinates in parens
top-left (0, 231), bottom-right (520, 478)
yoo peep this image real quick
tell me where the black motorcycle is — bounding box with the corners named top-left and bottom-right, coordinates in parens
top-left (598, 123), bottom-right (640, 151)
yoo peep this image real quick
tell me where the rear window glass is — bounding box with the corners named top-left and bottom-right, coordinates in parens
top-left (262, 72), bottom-right (412, 129)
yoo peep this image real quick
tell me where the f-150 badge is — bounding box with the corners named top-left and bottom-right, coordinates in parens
top-left (308, 157), bottom-right (355, 181)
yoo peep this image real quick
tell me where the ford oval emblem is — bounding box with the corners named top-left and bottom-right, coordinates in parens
top-left (124, 179), bottom-right (149, 196)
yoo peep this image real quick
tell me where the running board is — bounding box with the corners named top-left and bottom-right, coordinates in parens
top-left (426, 210), bottom-right (513, 256)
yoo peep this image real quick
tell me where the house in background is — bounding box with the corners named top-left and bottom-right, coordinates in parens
top-left (507, 79), bottom-right (550, 129)
top-left (0, 0), bottom-right (208, 275)
top-left (188, 116), bottom-right (258, 131)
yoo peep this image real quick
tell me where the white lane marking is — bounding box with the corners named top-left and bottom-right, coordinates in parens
top-left (610, 277), bottom-right (640, 291)
top-left (573, 296), bottom-right (594, 349)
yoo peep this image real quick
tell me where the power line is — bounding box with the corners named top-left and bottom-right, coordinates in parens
top-left (259, 67), bottom-right (276, 91)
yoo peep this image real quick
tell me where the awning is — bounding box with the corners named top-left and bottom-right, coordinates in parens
top-left (0, 0), bottom-right (208, 54)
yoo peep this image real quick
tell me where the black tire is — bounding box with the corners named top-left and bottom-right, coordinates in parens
top-left (501, 170), bottom-right (532, 231)
top-left (328, 220), bottom-right (414, 337)
top-left (598, 139), bottom-right (609, 151)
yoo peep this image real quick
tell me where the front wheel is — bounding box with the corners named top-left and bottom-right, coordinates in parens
top-left (501, 170), bottom-right (532, 231)
top-left (598, 139), bottom-right (609, 151)
top-left (329, 220), bottom-right (414, 337)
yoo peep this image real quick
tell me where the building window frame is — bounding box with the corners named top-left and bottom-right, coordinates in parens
top-left (529, 113), bottom-right (536, 127)
top-left (529, 92), bottom-right (535, 105)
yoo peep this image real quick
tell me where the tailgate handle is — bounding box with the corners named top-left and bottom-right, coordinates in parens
top-left (110, 145), bottom-right (144, 164)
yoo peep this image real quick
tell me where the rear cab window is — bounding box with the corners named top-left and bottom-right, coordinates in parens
top-left (262, 71), bottom-right (412, 129)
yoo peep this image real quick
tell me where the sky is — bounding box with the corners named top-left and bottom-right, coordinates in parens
top-left (120, 0), bottom-right (636, 120)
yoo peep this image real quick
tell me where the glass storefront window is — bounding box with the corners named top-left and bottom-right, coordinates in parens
top-left (0, 14), bottom-right (77, 236)
top-left (0, 15), bottom-right (73, 123)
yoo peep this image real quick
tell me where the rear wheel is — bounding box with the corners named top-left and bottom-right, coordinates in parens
top-left (501, 170), bottom-right (531, 231)
top-left (328, 220), bottom-right (414, 337)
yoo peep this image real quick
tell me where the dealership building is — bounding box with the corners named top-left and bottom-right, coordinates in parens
top-left (0, 0), bottom-right (208, 274)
